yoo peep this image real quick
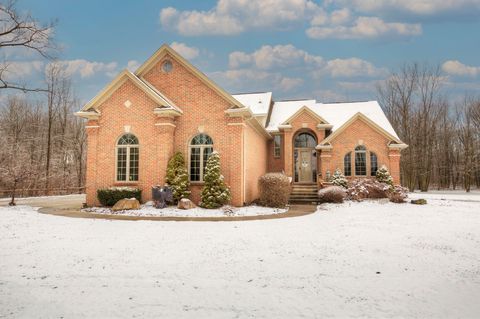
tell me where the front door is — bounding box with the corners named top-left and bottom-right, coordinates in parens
top-left (298, 150), bottom-right (312, 182)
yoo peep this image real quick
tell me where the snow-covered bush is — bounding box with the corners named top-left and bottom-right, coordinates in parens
top-left (331, 169), bottom-right (348, 188)
top-left (346, 179), bottom-right (390, 201)
top-left (376, 165), bottom-right (394, 187)
top-left (258, 173), bottom-right (291, 208)
top-left (97, 187), bottom-right (142, 206)
top-left (200, 151), bottom-right (231, 208)
top-left (165, 152), bottom-right (190, 203)
top-left (388, 185), bottom-right (409, 203)
top-left (318, 186), bottom-right (346, 203)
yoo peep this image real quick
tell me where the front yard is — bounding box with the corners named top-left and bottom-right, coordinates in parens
top-left (1, 193), bottom-right (480, 318)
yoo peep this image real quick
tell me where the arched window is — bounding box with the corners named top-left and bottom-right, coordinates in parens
top-left (370, 152), bottom-right (378, 176)
top-left (116, 134), bottom-right (139, 182)
top-left (355, 145), bottom-right (367, 176)
top-left (344, 152), bottom-right (352, 176)
top-left (190, 134), bottom-right (213, 182)
top-left (294, 132), bottom-right (316, 148)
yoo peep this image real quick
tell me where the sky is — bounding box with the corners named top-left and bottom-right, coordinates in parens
top-left (7, 0), bottom-right (480, 104)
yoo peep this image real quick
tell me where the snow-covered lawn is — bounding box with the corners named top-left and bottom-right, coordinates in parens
top-left (1, 195), bottom-right (480, 318)
top-left (82, 202), bottom-right (287, 217)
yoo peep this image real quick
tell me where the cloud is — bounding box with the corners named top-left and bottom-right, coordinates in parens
top-left (322, 58), bottom-right (387, 78)
top-left (279, 77), bottom-right (304, 91)
top-left (170, 42), bottom-right (199, 59)
top-left (3, 61), bottom-right (44, 79)
top-left (126, 60), bottom-right (140, 72)
top-left (307, 16), bottom-right (421, 39)
top-left (442, 60), bottom-right (480, 77)
top-left (55, 59), bottom-right (118, 78)
top-left (229, 44), bottom-right (323, 70)
top-left (160, 0), bottom-right (322, 36)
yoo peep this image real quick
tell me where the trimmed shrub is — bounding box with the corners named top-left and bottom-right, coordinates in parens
top-left (200, 151), bottom-right (231, 208)
top-left (388, 185), bottom-right (409, 203)
top-left (165, 152), bottom-right (190, 203)
top-left (331, 168), bottom-right (348, 188)
top-left (318, 186), bottom-right (346, 203)
top-left (97, 187), bottom-right (141, 206)
top-left (346, 179), bottom-right (390, 201)
top-left (376, 165), bottom-right (394, 187)
top-left (258, 173), bottom-right (291, 208)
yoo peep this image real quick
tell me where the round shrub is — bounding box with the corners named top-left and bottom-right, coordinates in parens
top-left (388, 185), bottom-right (409, 203)
top-left (318, 186), bottom-right (346, 203)
top-left (346, 179), bottom-right (390, 201)
top-left (258, 173), bottom-right (291, 208)
top-left (97, 187), bottom-right (142, 207)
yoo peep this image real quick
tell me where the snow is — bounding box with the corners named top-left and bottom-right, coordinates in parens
top-left (82, 203), bottom-right (287, 217)
top-left (232, 92), bottom-right (272, 115)
top-left (267, 100), bottom-right (399, 139)
top-left (1, 194), bottom-right (480, 318)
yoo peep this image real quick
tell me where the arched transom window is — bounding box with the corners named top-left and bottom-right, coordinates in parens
top-left (116, 134), bottom-right (139, 182)
top-left (190, 134), bottom-right (213, 182)
top-left (294, 132), bottom-right (316, 148)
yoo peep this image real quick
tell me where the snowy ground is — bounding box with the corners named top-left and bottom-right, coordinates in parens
top-left (82, 202), bottom-right (287, 217)
top-left (1, 193), bottom-right (480, 318)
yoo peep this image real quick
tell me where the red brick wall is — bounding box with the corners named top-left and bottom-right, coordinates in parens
top-left (244, 124), bottom-right (268, 203)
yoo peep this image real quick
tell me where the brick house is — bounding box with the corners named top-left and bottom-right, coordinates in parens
top-left (76, 44), bottom-right (407, 206)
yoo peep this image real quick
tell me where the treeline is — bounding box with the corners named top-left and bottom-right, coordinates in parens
top-left (0, 64), bottom-right (86, 201)
top-left (378, 63), bottom-right (480, 192)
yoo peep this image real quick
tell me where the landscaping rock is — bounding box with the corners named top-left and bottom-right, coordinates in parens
top-left (411, 199), bottom-right (427, 205)
top-left (177, 198), bottom-right (196, 210)
top-left (112, 198), bottom-right (140, 211)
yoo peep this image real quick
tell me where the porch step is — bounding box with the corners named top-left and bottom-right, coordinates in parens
top-left (290, 183), bottom-right (318, 203)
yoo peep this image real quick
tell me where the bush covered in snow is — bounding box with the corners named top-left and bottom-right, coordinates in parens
top-left (318, 186), bottom-right (346, 203)
top-left (97, 187), bottom-right (142, 206)
top-left (165, 152), bottom-right (190, 203)
top-left (388, 185), bottom-right (409, 203)
top-left (200, 151), bottom-right (231, 208)
top-left (331, 169), bottom-right (348, 188)
top-left (258, 173), bottom-right (291, 208)
top-left (376, 165), bottom-right (394, 187)
top-left (346, 179), bottom-right (391, 201)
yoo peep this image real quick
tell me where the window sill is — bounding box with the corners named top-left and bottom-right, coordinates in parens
top-left (190, 181), bottom-right (205, 186)
top-left (114, 182), bottom-right (139, 186)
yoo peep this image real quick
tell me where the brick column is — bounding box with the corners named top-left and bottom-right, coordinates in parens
top-left (388, 149), bottom-right (401, 185)
top-left (283, 128), bottom-right (293, 178)
top-left (85, 120), bottom-right (99, 206)
top-left (227, 121), bottom-right (245, 206)
top-left (319, 149), bottom-right (332, 182)
top-left (152, 116), bottom-right (176, 200)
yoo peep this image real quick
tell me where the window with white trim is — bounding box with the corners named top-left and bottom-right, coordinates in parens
top-left (355, 145), bottom-right (367, 176)
top-left (190, 134), bottom-right (213, 182)
top-left (273, 135), bottom-right (281, 158)
top-left (116, 134), bottom-right (139, 182)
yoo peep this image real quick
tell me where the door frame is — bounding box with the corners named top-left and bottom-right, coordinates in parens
top-left (292, 130), bottom-right (317, 184)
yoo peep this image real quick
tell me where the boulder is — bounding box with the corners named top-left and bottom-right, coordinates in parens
top-left (177, 198), bottom-right (196, 210)
top-left (112, 198), bottom-right (140, 211)
top-left (411, 199), bottom-right (427, 205)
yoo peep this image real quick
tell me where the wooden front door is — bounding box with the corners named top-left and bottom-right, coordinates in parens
top-left (298, 150), bottom-right (312, 182)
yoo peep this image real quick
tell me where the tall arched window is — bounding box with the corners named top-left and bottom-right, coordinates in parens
top-left (116, 134), bottom-right (139, 182)
top-left (370, 152), bottom-right (378, 176)
top-left (355, 145), bottom-right (367, 176)
top-left (190, 134), bottom-right (213, 182)
top-left (344, 152), bottom-right (352, 176)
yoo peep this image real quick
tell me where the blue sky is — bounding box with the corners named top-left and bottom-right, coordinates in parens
top-left (11, 0), bottom-right (480, 103)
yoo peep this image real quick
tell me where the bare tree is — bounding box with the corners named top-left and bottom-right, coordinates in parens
top-left (0, 0), bottom-right (56, 92)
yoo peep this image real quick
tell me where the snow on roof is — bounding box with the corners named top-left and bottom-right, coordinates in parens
top-left (232, 92), bottom-right (272, 115)
top-left (267, 100), bottom-right (399, 139)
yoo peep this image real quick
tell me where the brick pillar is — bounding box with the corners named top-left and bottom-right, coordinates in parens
top-left (151, 116), bottom-right (176, 201)
top-left (85, 120), bottom-right (99, 206)
top-left (388, 149), bottom-right (401, 185)
top-left (227, 122), bottom-right (245, 206)
top-left (319, 150), bottom-right (332, 182)
top-left (283, 128), bottom-right (293, 178)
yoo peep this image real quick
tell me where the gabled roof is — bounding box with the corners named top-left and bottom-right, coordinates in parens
top-left (232, 92), bottom-right (272, 115)
top-left (318, 112), bottom-right (403, 146)
top-left (266, 99), bottom-right (317, 131)
top-left (135, 44), bottom-right (246, 110)
top-left (281, 105), bottom-right (329, 125)
top-left (79, 70), bottom-right (178, 112)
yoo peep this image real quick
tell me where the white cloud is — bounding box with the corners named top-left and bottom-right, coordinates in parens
top-left (279, 77), bottom-right (304, 91)
top-left (160, 0), bottom-right (322, 36)
top-left (170, 42), bottom-right (199, 60)
top-left (313, 89), bottom-right (348, 102)
top-left (55, 59), bottom-right (118, 78)
top-left (442, 60), bottom-right (480, 77)
top-left (229, 44), bottom-right (323, 70)
top-left (323, 58), bottom-right (387, 78)
top-left (307, 16), bottom-right (421, 39)
top-left (3, 61), bottom-right (44, 79)
top-left (126, 60), bottom-right (140, 72)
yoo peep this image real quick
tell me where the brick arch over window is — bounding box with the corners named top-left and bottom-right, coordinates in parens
top-left (116, 133), bottom-right (139, 182)
top-left (189, 133), bottom-right (213, 182)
